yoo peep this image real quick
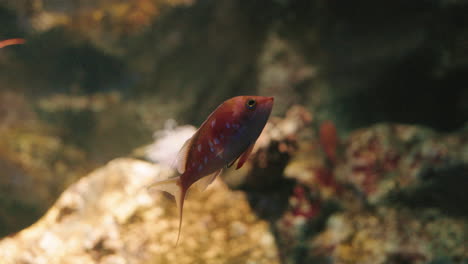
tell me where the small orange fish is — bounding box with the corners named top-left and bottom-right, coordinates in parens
top-left (151, 96), bottom-right (274, 245)
top-left (0, 38), bottom-right (25, 49)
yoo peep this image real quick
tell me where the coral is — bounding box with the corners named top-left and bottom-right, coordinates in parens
top-left (0, 121), bottom-right (91, 236)
top-left (0, 105), bottom-right (466, 264)
top-left (257, 32), bottom-right (319, 115)
top-left (0, 92), bottom-right (191, 237)
top-left (0, 159), bottom-right (279, 264)
top-left (37, 92), bottom-right (121, 113)
top-left (281, 122), bottom-right (468, 263)
top-left (311, 208), bottom-right (468, 264)
top-left (2, 0), bottom-right (195, 53)
top-left (339, 124), bottom-right (468, 204)
top-left (0, 0), bottom-right (467, 262)
top-left (0, 91), bottom-right (36, 131)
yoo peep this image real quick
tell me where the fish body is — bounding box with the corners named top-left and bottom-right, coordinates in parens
top-left (151, 96), bottom-right (274, 245)
top-left (0, 38), bottom-right (25, 49)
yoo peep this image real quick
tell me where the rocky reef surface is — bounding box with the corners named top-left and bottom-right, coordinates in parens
top-left (223, 107), bottom-right (468, 264)
top-left (0, 159), bottom-right (278, 264)
top-left (1, 0), bottom-right (468, 239)
top-left (1, 0), bottom-right (467, 263)
top-left (0, 107), bottom-right (466, 264)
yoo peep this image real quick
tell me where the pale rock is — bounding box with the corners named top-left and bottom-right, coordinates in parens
top-left (0, 158), bottom-right (279, 264)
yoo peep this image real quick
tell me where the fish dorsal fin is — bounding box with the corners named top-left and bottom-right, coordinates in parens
top-left (174, 135), bottom-right (194, 174)
top-left (196, 169), bottom-right (222, 191)
top-left (236, 142), bottom-right (255, 170)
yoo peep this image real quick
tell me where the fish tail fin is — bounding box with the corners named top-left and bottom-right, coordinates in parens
top-left (147, 175), bottom-right (187, 247)
top-left (175, 187), bottom-right (186, 247)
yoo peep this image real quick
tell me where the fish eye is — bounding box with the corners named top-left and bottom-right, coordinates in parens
top-left (246, 99), bottom-right (257, 110)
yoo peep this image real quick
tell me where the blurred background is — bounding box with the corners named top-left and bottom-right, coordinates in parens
top-left (0, 0), bottom-right (467, 263)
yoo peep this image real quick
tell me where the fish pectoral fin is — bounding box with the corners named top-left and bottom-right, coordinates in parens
top-left (225, 142), bottom-right (255, 169)
top-left (236, 142), bottom-right (256, 170)
top-left (195, 169), bottom-right (222, 192)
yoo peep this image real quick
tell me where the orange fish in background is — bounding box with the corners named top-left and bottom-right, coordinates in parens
top-left (150, 96), bottom-right (274, 245)
top-left (319, 120), bottom-right (339, 164)
top-left (0, 38), bottom-right (25, 49)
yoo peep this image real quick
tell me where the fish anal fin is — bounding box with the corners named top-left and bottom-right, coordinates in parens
top-left (175, 136), bottom-right (195, 174)
top-left (147, 176), bottom-right (180, 197)
top-left (236, 143), bottom-right (255, 170)
top-left (196, 169), bottom-right (222, 191)
top-left (175, 186), bottom-right (186, 246)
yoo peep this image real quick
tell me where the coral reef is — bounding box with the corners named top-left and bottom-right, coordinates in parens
top-left (279, 121), bottom-right (468, 264)
top-left (0, 90), bottom-right (162, 236)
top-left (220, 107), bottom-right (467, 264)
top-left (312, 208), bottom-right (467, 264)
top-left (338, 124), bottom-right (468, 205)
top-left (0, 91), bottom-right (93, 235)
top-left (1, 0), bottom-right (195, 53)
top-left (0, 105), bottom-right (466, 264)
top-left (0, 159), bottom-right (279, 264)
top-left (0, 0), bottom-right (467, 263)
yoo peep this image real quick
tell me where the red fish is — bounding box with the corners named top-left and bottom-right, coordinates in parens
top-left (0, 38), bottom-right (25, 49)
top-left (151, 96), bottom-right (274, 245)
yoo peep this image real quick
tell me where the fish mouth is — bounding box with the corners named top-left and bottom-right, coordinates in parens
top-left (264, 96), bottom-right (274, 109)
top-left (255, 96), bottom-right (273, 118)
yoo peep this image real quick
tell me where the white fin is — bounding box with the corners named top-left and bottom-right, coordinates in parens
top-left (147, 176), bottom-right (181, 204)
top-left (196, 169), bottom-right (222, 192)
top-left (174, 136), bottom-right (193, 174)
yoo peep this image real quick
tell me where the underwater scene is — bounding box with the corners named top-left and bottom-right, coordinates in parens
top-left (0, 0), bottom-right (467, 263)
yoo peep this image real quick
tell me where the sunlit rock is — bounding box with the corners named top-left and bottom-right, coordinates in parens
top-left (280, 121), bottom-right (468, 263)
top-left (0, 158), bottom-right (279, 264)
top-left (311, 208), bottom-right (467, 264)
